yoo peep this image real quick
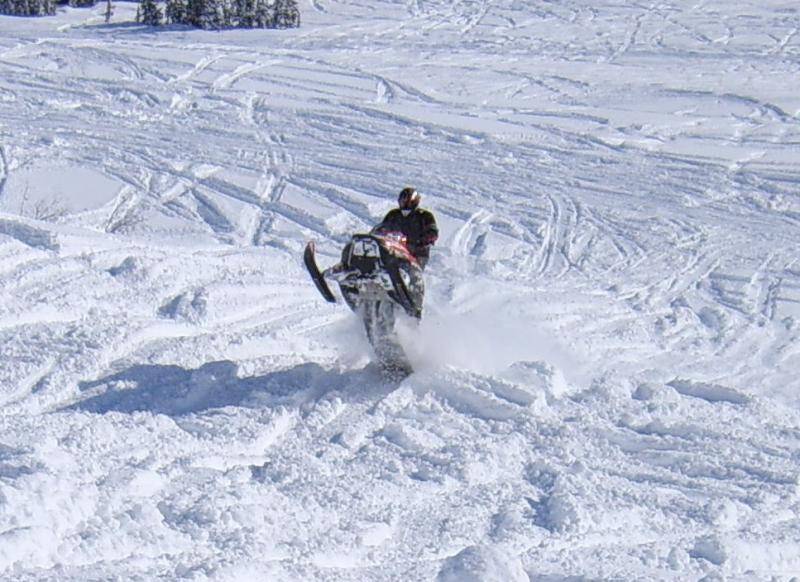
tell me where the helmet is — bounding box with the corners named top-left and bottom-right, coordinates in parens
top-left (398, 187), bottom-right (420, 211)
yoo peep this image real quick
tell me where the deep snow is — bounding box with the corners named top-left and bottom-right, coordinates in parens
top-left (1, 1), bottom-right (799, 580)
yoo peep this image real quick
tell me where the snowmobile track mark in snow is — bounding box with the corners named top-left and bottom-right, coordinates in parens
top-left (212, 60), bottom-right (279, 91)
top-left (171, 54), bottom-right (223, 84)
top-left (0, 146), bottom-right (7, 200)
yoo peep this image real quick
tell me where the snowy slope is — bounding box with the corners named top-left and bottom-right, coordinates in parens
top-left (1, 1), bottom-right (800, 579)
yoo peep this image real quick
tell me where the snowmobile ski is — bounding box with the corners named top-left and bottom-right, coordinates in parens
top-left (386, 264), bottom-right (419, 318)
top-left (304, 241), bottom-right (336, 303)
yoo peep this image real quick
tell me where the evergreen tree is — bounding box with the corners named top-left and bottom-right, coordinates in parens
top-left (0, 0), bottom-right (17, 15)
top-left (1, 0), bottom-right (55, 15)
top-left (21, 0), bottom-right (34, 14)
top-left (231, 0), bottom-right (254, 28)
top-left (165, 0), bottom-right (186, 24)
top-left (251, 0), bottom-right (272, 28)
top-left (69, 0), bottom-right (96, 7)
top-left (139, 0), bottom-right (162, 25)
top-left (273, 0), bottom-right (298, 28)
top-left (197, 0), bottom-right (227, 29)
top-left (184, 0), bottom-right (203, 26)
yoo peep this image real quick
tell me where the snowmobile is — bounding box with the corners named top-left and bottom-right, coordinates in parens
top-left (304, 230), bottom-right (423, 376)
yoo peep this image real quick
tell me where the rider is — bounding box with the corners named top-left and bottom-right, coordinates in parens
top-left (373, 187), bottom-right (438, 269)
top-left (372, 187), bottom-right (438, 317)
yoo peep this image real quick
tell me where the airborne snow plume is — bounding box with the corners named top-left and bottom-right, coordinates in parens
top-left (1, 1), bottom-right (800, 580)
top-left (400, 288), bottom-right (582, 382)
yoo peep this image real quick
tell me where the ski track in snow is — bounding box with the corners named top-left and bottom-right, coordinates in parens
top-left (1, 1), bottom-right (800, 580)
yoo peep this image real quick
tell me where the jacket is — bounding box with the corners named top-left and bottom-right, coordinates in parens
top-left (375, 208), bottom-right (439, 264)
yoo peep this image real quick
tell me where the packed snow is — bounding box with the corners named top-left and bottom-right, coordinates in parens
top-left (1, 1), bottom-right (799, 580)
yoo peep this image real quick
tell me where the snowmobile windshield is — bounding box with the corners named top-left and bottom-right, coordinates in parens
top-left (376, 231), bottom-right (407, 244)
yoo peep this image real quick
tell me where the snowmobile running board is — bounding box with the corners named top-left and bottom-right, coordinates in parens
top-left (304, 241), bottom-right (337, 303)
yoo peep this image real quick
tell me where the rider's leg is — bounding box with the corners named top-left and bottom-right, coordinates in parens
top-left (407, 265), bottom-right (424, 319)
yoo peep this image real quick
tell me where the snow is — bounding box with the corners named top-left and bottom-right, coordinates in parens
top-left (1, 1), bottom-right (800, 580)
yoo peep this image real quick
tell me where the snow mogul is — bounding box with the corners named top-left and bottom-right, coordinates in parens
top-left (304, 187), bottom-right (438, 375)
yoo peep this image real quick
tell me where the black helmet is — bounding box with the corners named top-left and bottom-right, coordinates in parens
top-left (398, 187), bottom-right (420, 211)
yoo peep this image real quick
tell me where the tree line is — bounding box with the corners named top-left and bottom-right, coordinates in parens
top-left (140, 0), bottom-right (299, 28)
top-left (1, 0), bottom-right (56, 16)
top-left (0, 0), bottom-right (300, 29)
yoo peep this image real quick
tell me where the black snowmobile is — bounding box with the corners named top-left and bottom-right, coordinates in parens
top-left (304, 230), bottom-right (423, 376)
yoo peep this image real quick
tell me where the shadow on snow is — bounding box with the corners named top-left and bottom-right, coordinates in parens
top-left (65, 360), bottom-right (387, 417)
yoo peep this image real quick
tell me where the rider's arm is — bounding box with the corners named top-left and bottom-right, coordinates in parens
top-left (422, 212), bottom-right (439, 245)
top-left (371, 210), bottom-right (396, 234)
